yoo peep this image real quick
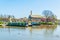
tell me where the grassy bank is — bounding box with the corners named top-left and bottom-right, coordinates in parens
top-left (40, 22), bottom-right (57, 25)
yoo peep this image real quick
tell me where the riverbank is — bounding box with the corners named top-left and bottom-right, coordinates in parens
top-left (0, 22), bottom-right (58, 27)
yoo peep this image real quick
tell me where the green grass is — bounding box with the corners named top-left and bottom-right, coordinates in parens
top-left (40, 22), bottom-right (54, 25)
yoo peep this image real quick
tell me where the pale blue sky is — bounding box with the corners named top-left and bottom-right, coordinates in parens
top-left (0, 0), bottom-right (60, 19)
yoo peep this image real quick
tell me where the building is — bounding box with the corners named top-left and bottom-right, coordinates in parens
top-left (28, 11), bottom-right (42, 22)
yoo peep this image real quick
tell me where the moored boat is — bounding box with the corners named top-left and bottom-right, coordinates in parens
top-left (31, 22), bottom-right (40, 26)
top-left (6, 22), bottom-right (27, 27)
top-left (28, 22), bottom-right (40, 26)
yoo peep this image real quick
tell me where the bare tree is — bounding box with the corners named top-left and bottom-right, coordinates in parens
top-left (42, 10), bottom-right (57, 22)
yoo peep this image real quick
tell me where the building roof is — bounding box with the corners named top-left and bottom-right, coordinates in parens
top-left (31, 15), bottom-right (43, 18)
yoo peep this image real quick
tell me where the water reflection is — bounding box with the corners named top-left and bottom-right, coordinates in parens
top-left (0, 25), bottom-right (60, 40)
top-left (27, 25), bottom-right (57, 37)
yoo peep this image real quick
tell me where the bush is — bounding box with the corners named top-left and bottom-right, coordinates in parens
top-left (47, 22), bottom-right (53, 25)
top-left (40, 22), bottom-right (47, 25)
top-left (0, 21), bottom-right (4, 24)
top-left (40, 22), bottom-right (53, 25)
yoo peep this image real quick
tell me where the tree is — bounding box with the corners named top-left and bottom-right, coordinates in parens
top-left (42, 10), bottom-right (57, 22)
top-left (42, 10), bottom-right (53, 18)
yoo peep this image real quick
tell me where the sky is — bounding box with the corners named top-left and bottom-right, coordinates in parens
top-left (0, 0), bottom-right (60, 19)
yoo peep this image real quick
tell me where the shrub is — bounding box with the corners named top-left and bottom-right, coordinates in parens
top-left (40, 22), bottom-right (46, 25)
top-left (47, 22), bottom-right (53, 25)
top-left (0, 21), bottom-right (4, 24)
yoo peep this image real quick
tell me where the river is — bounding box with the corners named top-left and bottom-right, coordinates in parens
top-left (0, 25), bottom-right (60, 40)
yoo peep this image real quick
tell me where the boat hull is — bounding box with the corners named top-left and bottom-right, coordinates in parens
top-left (6, 22), bottom-right (27, 27)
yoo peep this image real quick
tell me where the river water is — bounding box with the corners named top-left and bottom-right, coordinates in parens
top-left (0, 25), bottom-right (60, 40)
